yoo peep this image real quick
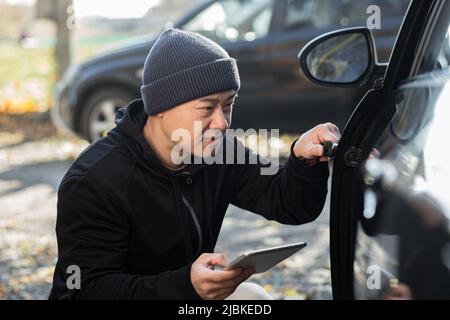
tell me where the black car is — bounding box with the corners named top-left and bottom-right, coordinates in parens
top-left (52, 0), bottom-right (409, 142)
top-left (299, 0), bottom-right (450, 299)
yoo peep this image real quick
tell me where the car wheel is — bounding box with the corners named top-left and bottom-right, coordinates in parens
top-left (79, 88), bottom-right (135, 142)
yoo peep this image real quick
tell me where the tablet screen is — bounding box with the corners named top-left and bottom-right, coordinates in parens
top-left (225, 242), bottom-right (307, 274)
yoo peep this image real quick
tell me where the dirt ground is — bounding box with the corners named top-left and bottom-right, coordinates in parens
top-left (0, 113), bottom-right (332, 300)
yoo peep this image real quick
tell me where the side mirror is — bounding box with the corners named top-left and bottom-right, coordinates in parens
top-left (299, 27), bottom-right (377, 86)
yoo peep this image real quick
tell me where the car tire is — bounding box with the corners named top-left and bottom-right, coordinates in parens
top-left (79, 88), bottom-right (135, 142)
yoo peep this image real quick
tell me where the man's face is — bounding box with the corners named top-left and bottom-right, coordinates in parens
top-left (160, 90), bottom-right (237, 159)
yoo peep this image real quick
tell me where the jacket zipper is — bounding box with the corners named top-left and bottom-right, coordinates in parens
top-left (181, 194), bottom-right (203, 257)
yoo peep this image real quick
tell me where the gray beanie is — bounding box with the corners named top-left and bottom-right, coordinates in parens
top-left (141, 28), bottom-right (241, 115)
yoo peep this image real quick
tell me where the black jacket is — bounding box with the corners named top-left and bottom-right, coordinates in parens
top-left (49, 99), bottom-right (329, 300)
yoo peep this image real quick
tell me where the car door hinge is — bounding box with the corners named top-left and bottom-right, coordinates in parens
top-left (344, 146), bottom-right (363, 167)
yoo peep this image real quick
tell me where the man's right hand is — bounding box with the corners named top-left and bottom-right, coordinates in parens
top-left (191, 253), bottom-right (255, 300)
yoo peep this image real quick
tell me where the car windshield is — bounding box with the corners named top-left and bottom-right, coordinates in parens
top-left (181, 0), bottom-right (274, 42)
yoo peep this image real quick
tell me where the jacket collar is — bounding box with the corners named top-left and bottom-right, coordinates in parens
top-left (110, 99), bottom-right (207, 179)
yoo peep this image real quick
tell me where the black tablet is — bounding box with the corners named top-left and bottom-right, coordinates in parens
top-left (224, 242), bottom-right (307, 274)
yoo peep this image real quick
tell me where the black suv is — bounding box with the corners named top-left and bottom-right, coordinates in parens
top-left (52, 0), bottom-right (409, 141)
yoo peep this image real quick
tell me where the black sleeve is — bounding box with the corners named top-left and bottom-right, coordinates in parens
top-left (54, 174), bottom-right (200, 300)
top-left (231, 138), bottom-right (329, 225)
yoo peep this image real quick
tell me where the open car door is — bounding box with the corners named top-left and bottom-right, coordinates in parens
top-left (298, 0), bottom-right (450, 299)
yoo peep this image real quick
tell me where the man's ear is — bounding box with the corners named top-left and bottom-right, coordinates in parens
top-left (156, 111), bottom-right (165, 119)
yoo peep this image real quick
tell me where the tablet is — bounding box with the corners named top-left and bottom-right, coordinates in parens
top-left (223, 242), bottom-right (307, 274)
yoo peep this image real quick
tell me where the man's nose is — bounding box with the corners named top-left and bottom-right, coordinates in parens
top-left (210, 108), bottom-right (229, 131)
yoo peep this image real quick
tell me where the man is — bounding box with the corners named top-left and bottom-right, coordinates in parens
top-left (49, 28), bottom-right (340, 300)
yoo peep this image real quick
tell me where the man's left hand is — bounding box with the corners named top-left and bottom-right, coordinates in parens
top-left (293, 122), bottom-right (341, 162)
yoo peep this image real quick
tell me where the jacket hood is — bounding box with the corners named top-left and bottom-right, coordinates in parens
top-left (110, 99), bottom-right (207, 180)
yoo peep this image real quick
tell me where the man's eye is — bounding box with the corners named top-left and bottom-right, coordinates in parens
top-left (203, 106), bottom-right (214, 111)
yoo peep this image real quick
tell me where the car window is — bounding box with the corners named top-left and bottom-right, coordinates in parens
top-left (435, 25), bottom-right (450, 70)
top-left (182, 0), bottom-right (274, 42)
top-left (374, 19), bottom-right (450, 201)
top-left (283, 0), bottom-right (410, 62)
top-left (283, 0), bottom-right (409, 31)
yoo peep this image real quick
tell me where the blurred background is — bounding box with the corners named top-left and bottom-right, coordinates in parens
top-left (0, 0), bottom-right (410, 300)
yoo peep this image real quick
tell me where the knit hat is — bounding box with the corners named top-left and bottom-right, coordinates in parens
top-left (140, 28), bottom-right (241, 115)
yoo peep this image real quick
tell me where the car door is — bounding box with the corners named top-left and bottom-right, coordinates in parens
top-left (265, 0), bottom-right (410, 133)
top-left (319, 0), bottom-right (450, 299)
top-left (352, 1), bottom-right (450, 299)
top-left (180, 0), bottom-right (280, 131)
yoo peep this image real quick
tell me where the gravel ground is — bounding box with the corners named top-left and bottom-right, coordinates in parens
top-left (0, 114), bottom-right (332, 300)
